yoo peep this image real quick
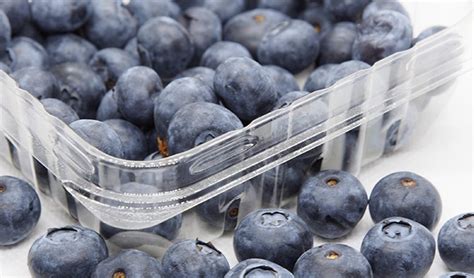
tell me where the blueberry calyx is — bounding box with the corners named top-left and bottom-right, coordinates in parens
top-left (253, 15), bottom-right (266, 24)
top-left (46, 226), bottom-right (79, 242)
top-left (325, 250), bottom-right (340, 260)
top-left (457, 213), bottom-right (474, 229)
top-left (195, 239), bottom-right (221, 255)
top-left (0, 183), bottom-right (6, 192)
top-left (325, 177), bottom-right (339, 187)
top-left (260, 211), bottom-right (288, 227)
top-left (400, 178), bottom-right (417, 187)
top-left (244, 266), bottom-right (277, 276)
top-left (113, 270), bottom-right (126, 278)
top-left (382, 220), bottom-right (412, 239)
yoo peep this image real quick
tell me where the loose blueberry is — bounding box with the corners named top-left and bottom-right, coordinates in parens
top-left (2, 37), bottom-right (49, 71)
top-left (126, 0), bottom-right (178, 26)
top-left (200, 41), bottom-right (252, 70)
top-left (214, 57), bottom-right (277, 122)
top-left (363, 0), bottom-right (410, 21)
top-left (174, 67), bottom-right (216, 90)
top-left (44, 33), bottom-right (97, 65)
top-left (162, 239), bottom-right (230, 277)
top-left (115, 66), bottom-right (163, 128)
top-left (298, 3), bottom-right (333, 40)
top-left (234, 208), bottom-right (313, 270)
top-left (0, 0), bottom-right (30, 34)
top-left (0, 10), bottom-right (11, 54)
top-left (319, 22), bottom-right (357, 65)
top-left (30, 0), bottom-right (92, 33)
top-left (297, 170), bottom-right (368, 239)
top-left (104, 119), bottom-right (148, 160)
top-left (412, 25), bottom-right (447, 46)
top-left (303, 63), bottom-right (338, 93)
top-left (201, 0), bottom-right (246, 22)
top-left (0, 176), bottom-right (41, 246)
top-left (92, 249), bottom-right (163, 278)
top-left (294, 243), bottom-right (373, 278)
top-left (225, 258), bottom-right (294, 278)
top-left (264, 65), bottom-right (300, 98)
top-left (257, 0), bottom-right (303, 17)
top-left (28, 225), bottom-right (108, 278)
top-left (96, 90), bottom-right (123, 121)
top-left (323, 0), bottom-right (370, 21)
top-left (89, 48), bottom-right (139, 89)
top-left (361, 217), bottom-right (436, 278)
top-left (438, 213), bottom-right (474, 273)
top-left (41, 98), bottom-right (80, 125)
top-left (11, 67), bottom-right (59, 99)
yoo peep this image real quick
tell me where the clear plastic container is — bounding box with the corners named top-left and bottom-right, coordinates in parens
top-left (0, 2), bottom-right (472, 255)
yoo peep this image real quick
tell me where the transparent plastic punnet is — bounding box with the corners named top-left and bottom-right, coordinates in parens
top-left (0, 2), bottom-right (472, 253)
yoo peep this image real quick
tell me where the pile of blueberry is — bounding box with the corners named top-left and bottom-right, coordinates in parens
top-left (1, 171), bottom-right (473, 277)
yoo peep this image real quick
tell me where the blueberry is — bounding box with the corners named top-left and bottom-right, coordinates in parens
top-left (326, 60), bottom-right (371, 87)
top-left (0, 0), bottom-right (30, 34)
top-left (174, 0), bottom-right (204, 11)
top-left (51, 62), bottom-right (106, 119)
top-left (115, 66), bottom-right (163, 128)
top-left (303, 63), bottom-right (338, 93)
top-left (167, 102), bottom-right (243, 155)
top-left (92, 249), bottom-right (163, 278)
top-left (234, 208), bottom-right (313, 270)
top-left (0, 176), bottom-right (41, 246)
top-left (162, 239), bottom-right (230, 277)
top-left (145, 130), bottom-right (160, 155)
top-left (323, 0), bottom-right (370, 21)
top-left (174, 66), bottom-right (216, 90)
top-left (361, 217), bottom-right (436, 278)
top-left (225, 258), bottom-right (294, 278)
top-left (257, 0), bottom-right (304, 17)
top-left (70, 119), bottom-right (124, 158)
top-left (258, 19), bottom-right (319, 73)
top-left (180, 7), bottom-right (222, 64)
top-left (0, 10), bottom-right (11, 54)
top-left (264, 65), bottom-right (300, 98)
top-left (200, 41), bottom-right (252, 70)
top-left (84, 0), bottom-right (138, 49)
top-left (104, 119), bottom-right (148, 160)
top-left (438, 213), bottom-right (474, 273)
top-left (2, 37), bottom-right (49, 71)
top-left (369, 172), bottom-right (442, 230)
top-left (297, 170), bottom-right (368, 239)
top-left (363, 0), bottom-right (410, 21)
top-left (223, 9), bottom-right (289, 56)
top-left (319, 22), bottom-right (357, 65)
top-left (298, 4), bottom-right (333, 40)
top-left (383, 105), bottom-right (419, 154)
top-left (0, 61), bottom-right (10, 73)
top-left (96, 90), bottom-right (123, 121)
top-left (137, 17), bottom-right (194, 79)
top-left (15, 22), bottom-right (45, 44)
top-left (412, 25), bottom-right (447, 45)
top-left (353, 10), bottom-right (413, 65)
top-left (28, 225), bottom-right (108, 278)
top-left (11, 67), bottom-right (59, 99)
top-left (201, 0), bottom-right (246, 22)
top-left (89, 48), bottom-right (139, 89)
top-left (293, 244), bottom-right (373, 278)
top-left (124, 37), bottom-right (139, 60)
top-left (126, 0), bottom-right (178, 26)
top-left (154, 77), bottom-right (218, 140)
top-left (44, 33), bottom-right (97, 65)
top-left (440, 272), bottom-right (474, 278)
top-left (273, 91), bottom-right (309, 109)
top-left (41, 98), bottom-right (80, 125)
top-left (30, 0), bottom-right (92, 33)
top-left (214, 57), bottom-right (277, 122)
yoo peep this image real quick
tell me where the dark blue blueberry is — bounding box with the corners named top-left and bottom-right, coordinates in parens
top-left (201, 0), bottom-right (246, 22)
top-left (264, 65), bottom-right (299, 98)
top-left (145, 130), bottom-right (160, 155)
top-left (0, 0), bottom-right (30, 34)
top-left (70, 119), bottom-right (124, 158)
top-left (175, 66), bottom-right (215, 90)
top-left (84, 0), bottom-right (138, 49)
top-left (92, 249), bottom-right (163, 278)
top-left (28, 225), bottom-right (108, 278)
top-left (96, 90), bottom-right (123, 121)
top-left (294, 244), bottom-right (373, 278)
top-left (11, 67), bottom-right (59, 99)
top-left (352, 10), bottom-right (413, 65)
top-left (0, 176), bottom-right (41, 246)
top-left (440, 272), bottom-right (474, 278)
top-left (167, 102), bottom-right (243, 155)
top-left (0, 10), bottom-right (11, 54)
top-left (225, 258), bottom-right (294, 278)
top-left (154, 77), bottom-right (217, 140)
top-left (361, 217), bottom-right (436, 278)
top-left (369, 171), bottom-right (442, 230)
top-left (363, 0), bottom-right (410, 21)
top-left (89, 48), bottom-right (139, 89)
top-left (2, 37), bottom-right (49, 71)
top-left (214, 57), bottom-right (277, 122)
top-left (234, 208), bottom-right (313, 270)
top-left (162, 239), bottom-right (230, 277)
top-left (126, 0), bottom-right (178, 26)
top-left (104, 119), bottom-right (148, 160)
top-left (257, 0), bottom-right (304, 17)
top-left (223, 9), bottom-right (289, 56)
top-left (30, 0), bottom-right (92, 33)
top-left (297, 170), bottom-right (368, 239)
top-left (45, 33), bottom-right (98, 65)
top-left (181, 7), bottom-right (222, 65)
top-left (200, 41), bottom-right (251, 70)
top-left (51, 62), bottom-right (106, 119)
top-left (115, 66), bottom-right (163, 127)
top-left (383, 104), bottom-right (419, 154)
top-left (438, 213), bottom-right (474, 273)
top-left (298, 4), bottom-right (333, 40)
top-left (326, 60), bottom-right (371, 88)
top-left (124, 37), bottom-right (139, 60)
top-left (319, 22), bottom-right (357, 65)
top-left (258, 19), bottom-right (319, 73)
top-left (412, 25), bottom-right (447, 45)
top-left (137, 17), bottom-right (194, 79)
top-left (0, 61), bottom-right (10, 73)
top-left (303, 63), bottom-right (338, 93)
top-left (15, 22), bottom-right (45, 44)
top-left (174, 0), bottom-right (204, 11)
top-left (323, 0), bottom-right (370, 21)
top-left (41, 98), bottom-right (80, 125)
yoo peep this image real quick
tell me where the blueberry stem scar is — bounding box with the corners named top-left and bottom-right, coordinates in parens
top-left (326, 178), bottom-right (339, 187)
top-left (401, 178), bottom-right (416, 187)
top-left (0, 183), bottom-right (6, 192)
top-left (113, 271), bottom-right (126, 278)
top-left (325, 251), bottom-right (340, 260)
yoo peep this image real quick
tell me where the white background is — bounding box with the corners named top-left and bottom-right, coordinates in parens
top-left (0, 1), bottom-right (473, 277)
